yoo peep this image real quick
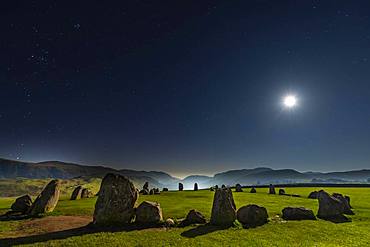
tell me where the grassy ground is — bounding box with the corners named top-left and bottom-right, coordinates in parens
top-left (0, 178), bottom-right (102, 197)
top-left (0, 187), bottom-right (370, 246)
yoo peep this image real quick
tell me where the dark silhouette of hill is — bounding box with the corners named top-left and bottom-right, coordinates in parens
top-left (0, 158), bottom-right (369, 189)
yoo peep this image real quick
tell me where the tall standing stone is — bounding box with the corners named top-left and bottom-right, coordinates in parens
top-left (235, 184), bottom-right (243, 192)
top-left (179, 183), bottom-right (184, 191)
top-left (70, 186), bottom-right (83, 200)
top-left (194, 183), bottom-right (198, 191)
top-left (93, 173), bottom-right (138, 225)
top-left (210, 187), bottom-right (236, 226)
top-left (143, 182), bottom-right (149, 190)
top-left (268, 184), bottom-right (276, 194)
top-left (29, 180), bottom-right (60, 216)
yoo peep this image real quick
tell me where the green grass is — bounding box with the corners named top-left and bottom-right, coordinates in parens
top-left (1, 187), bottom-right (370, 246)
top-left (0, 178), bottom-right (102, 197)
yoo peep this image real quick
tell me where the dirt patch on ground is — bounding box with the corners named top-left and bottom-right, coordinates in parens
top-left (14, 216), bottom-right (92, 238)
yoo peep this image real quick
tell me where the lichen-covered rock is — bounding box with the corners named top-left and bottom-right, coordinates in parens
top-left (135, 201), bottom-right (163, 224)
top-left (29, 180), bottom-right (60, 216)
top-left (237, 204), bottom-right (268, 228)
top-left (70, 186), bottom-right (83, 200)
top-left (179, 183), bottom-right (184, 191)
top-left (250, 187), bottom-right (256, 193)
top-left (93, 173), bottom-right (138, 225)
top-left (11, 195), bottom-right (32, 213)
top-left (317, 190), bottom-right (346, 220)
top-left (182, 209), bottom-right (206, 226)
top-left (332, 193), bottom-right (354, 215)
top-left (81, 188), bottom-right (93, 198)
top-left (194, 183), bottom-right (198, 191)
top-left (308, 191), bottom-right (318, 199)
top-left (210, 187), bottom-right (236, 226)
top-left (235, 184), bottom-right (243, 192)
top-left (282, 207), bottom-right (316, 220)
top-left (269, 184), bottom-right (276, 194)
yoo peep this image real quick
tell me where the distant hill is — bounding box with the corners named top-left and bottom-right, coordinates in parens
top-left (0, 158), bottom-right (370, 191)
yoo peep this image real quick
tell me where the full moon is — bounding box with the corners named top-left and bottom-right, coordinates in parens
top-left (283, 95), bottom-right (297, 108)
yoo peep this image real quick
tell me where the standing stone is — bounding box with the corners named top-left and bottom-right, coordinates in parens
top-left (268, 184), bottom-right (276, 194)
top-left (149, 188), bottom-right (155, 195)
top-left (250, 187), bottom-right (257, 193)
top-left (93, 173), bottom-right (138, 225)
top-left (237, 204), bottom-right (268, 228)
top-left (154, 188), bottom-right (160, 194)
top-left (70, 186), bottom-right (83, 200)
top-left (194, 183), bottom-right (198, 191)
top-left (282, 207), bottom-right (316, 220)
top-left (140, 182), bottom-right (150, 195)
top-left (181, 209), bottom-right (207, 226)
top-left (317, 190), bottom-right (346, 220)
top-left (143, 182), bottom-right (149, 191)
top-left (215, 185), bottom-right (219, 189)
top-left (135, 201), bottom-right (163, 224)
top-left (29, 180), bottom-right (60, 216)
top-left (308, 191), bottom-right (318, 199)
top-left (210, 187), bottom-right (214, 191)
top-left (235, 184), bottom-right (243, 192)
top-left (179, 183), bottom-right (184, 191)
top-left (162, 188), bottom-right (169, 192)
top-left (11, 195), bottom-right (32, 214)
top-left (278, 189), bottom-right (286, 195)
top-left (221, 184), bottom-right (226, 189)
top-left (81, 188), bottom-right (93, 198)
top-left (210, 187), bottom-right (236, 226)
top-left (332, 193), bottom-right (354, 215)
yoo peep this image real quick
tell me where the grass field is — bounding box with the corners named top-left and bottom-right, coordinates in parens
top-left (0, 187), bottom-right (370, 246)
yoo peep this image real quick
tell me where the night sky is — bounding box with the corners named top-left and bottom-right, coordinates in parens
top-left (1, 1), bottom-right (370, 177)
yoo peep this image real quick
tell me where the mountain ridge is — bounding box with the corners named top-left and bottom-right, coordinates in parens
top-left (0, 158), bottom-right (369, 189)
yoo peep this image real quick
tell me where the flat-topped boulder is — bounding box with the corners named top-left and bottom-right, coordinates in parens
top-left (11, 195), bottom-right (32, 214)
top-left (135, 201), bottom-right (163, 224)
top-left (237, 204), bottom-right (268, 228)
top-left (210, 187), bottom-right (236, 226)
top-left (29, 179), bottom-right (60, 216)
top-left (282, 207), bottom-right (316, 220)
top-left (93, 173), bottom-right (138, 225)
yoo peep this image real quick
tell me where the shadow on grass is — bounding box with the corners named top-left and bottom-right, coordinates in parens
top-left (181, 224), bottom-right (230, 238)
top-left (0, 223), bottom-right (165, 247)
